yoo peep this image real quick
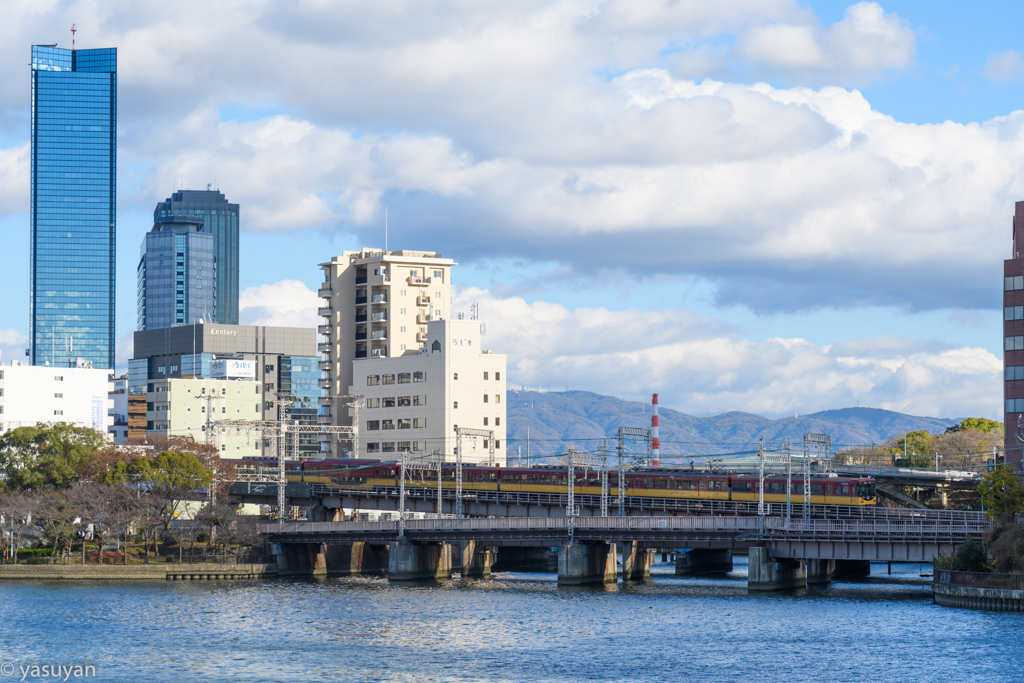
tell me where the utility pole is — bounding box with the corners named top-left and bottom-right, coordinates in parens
top-left (757, 438), bottom-right (766, 535)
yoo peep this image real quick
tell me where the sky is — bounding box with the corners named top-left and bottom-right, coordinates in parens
top-left (0, 0), bottom-right (1022, 420)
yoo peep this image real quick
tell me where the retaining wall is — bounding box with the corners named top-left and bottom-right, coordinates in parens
top-left (933, 582), bottom-right (1024, 611)
top-left (0, 563), bottom-right (276, 581)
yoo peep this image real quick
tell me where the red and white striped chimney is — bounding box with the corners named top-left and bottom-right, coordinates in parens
top-left (652, 393), bottom-right (660, 467)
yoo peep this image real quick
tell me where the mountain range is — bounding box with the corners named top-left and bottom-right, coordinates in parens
top-left (506, 391), bottom-right (962, 459)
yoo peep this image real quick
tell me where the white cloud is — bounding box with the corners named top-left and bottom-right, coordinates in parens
top-left (984, 50), bottom-right (1024, 81)
top-left (456, 287), bottom-right (1001, 419)
top-left (239, 279), bottom-right (321, 328)
top-left (0, 328), bottom-right (28, 367)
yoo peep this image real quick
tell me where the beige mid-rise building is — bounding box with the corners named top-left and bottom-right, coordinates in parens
top-left (347, 319), bottom-right (506, 463)
top-left (318, 249), bottom-right (455, 455)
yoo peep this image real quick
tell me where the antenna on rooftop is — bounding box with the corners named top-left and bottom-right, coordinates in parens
top-left (71, 24), bottom-right (77, 50)
top-left (385, 207), bottom-right (388, 253)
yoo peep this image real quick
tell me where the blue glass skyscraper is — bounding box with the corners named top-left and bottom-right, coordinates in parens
top-left (153, 190), bottom-right (239, 325)
top-left (30, 45), bottom-right (117, 369)
top-left (137, 217), bottom-right (216, 330)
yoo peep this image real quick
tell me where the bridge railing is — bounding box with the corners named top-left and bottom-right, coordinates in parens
top-left (934, 569), bottom-right (1024, 590)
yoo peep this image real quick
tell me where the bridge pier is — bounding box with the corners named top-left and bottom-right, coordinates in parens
top-left (805, 559), bottom-right (834, 585)
top-left (833, 560), bottom-right (871, 578)
top-left (557, 543), bottom-right (617, 586)
top-left (620, 541), bottom-right (654, 581)
top-left (324, 543), bottom-right (389, 576)
top-left (675, 549), bottom-right (733, 575)
top-left (459, 541), bottom-right (494, 578)
top-left (387, 541), bottom-right (453, 582)
top-left (748, 547), bottom-right (805, 591)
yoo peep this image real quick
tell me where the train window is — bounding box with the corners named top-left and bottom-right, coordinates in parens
top-left (698, 480), bottom-right (706, 491)
top-left (502, 473), bottom-right (519, 483)
top-left (681, 479), bottom-right (697, 490)
top-left (838, 484), bottom-right (848, 496)
top-left (708, 481), bottom-right (727, 492)
top-left (733, 482), bottom-right (752, 492)
top-left (486, 472), bottom-right (497, 482)
top-left (811, 484), bottom-right (822, 495)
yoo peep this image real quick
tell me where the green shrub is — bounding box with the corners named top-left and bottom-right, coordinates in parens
top-left (161, 535), bottom-right (178, 547)
top-left (196, 532), bottom-right (209, 543)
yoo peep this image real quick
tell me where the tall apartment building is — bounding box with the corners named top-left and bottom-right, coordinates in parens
top-left (153, 190), bottom-right (239, 325)
top-left (128, 324), bottom-right (320, 456)
top-left (30, 45), bottom-right (117, 369)
top-left (1005, 201), bottom-right (1024, 462)
top-left (318, 249), bottom-right (455, 455)
top-left (137, 217), bottom-right (216, 330)
top-left (0, 358), bottom-right (112, 436)
top-left (349, 319), bottom-right (506, 463)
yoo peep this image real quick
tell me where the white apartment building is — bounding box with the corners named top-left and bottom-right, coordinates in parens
top-left (348, 319), bottom-right (506, 464)
top-left (319, 248), bottom-right (455, 456)
top-left (144, 377), bottom-right (267, 456)
top-left (0, 359), bottom-right (112, 437)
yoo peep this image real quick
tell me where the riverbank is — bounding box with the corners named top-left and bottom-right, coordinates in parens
top-left (933, 569), bottom-right (1024, 611)
top-left (0, 563), bottom-right (276, 581)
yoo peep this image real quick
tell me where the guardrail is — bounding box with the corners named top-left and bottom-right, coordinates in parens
top-left (260, 514), bottom-right (988, 538)
top-left (935, 569), bottom-right (1024, 590)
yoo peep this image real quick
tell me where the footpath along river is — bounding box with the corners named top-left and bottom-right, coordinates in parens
top-left (0, 559), bottom-right (1021, 682)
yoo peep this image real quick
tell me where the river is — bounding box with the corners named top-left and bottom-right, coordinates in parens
top-left (0, 559), bottom-right (1020, 682)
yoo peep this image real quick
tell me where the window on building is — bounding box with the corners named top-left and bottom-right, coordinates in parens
top-left (382, 419), bottom-right (395, 430)
top-left (256, 404), bottom-right (260, 413)
top-left (54, 410), bottom-right (63, 416)
top-left (1006, 276), bottom-right (1024, 291)
top-left (495, 371), bottom-right (501, 381)
top-left (413, 395), bottom-right (425, 406)
top-left (256, 386), bottom-right (260, 394)
top-left (382, 442), bottom-right (396, 452)
top-left (453, 373), bottom-right (458, 380)
top-left (54, 393), bottom-right (63, 399)
top-left (367, 420), bottom-right (380, 431)
top-left (222, 406), bottom-right (227, 413)
top-left (453, 401), bottom-right (458, 409)
top-left (483, 417), bottom-right (489, 425)
top-left (366, 398), bottom-right (380, 408)
top-left (495, 395), bottom-right (501, 404)
top-left (495, 417), bottom-right (501, 426)
top-left (434, 270), bottom-right (442, 279)
top-left (483, 440), bottom-right (489, 448)
top-left (383, 397), bottom-right (396, 408)
top-left (367, 443), bottom-right (380, 453)
top-left (1006, 336), bottom-right (1024, 351)
top-left (382, 374), bottom-right (395, 385)
top-left (413, 418), bottom-right (426, 428)
top-left (398, 396), bottom-right (411, 407)
top-left (483, 394), bottom-right (489, 403)
top-left (413, 441), bottom-right (425, 451)
top-left (398, 419), bottom-right (411, 429)
top-left (368, 375), bottom-right (380, 386)
top-left (1007, 366), bottom-right (1024, 381)
top-left (398, 373), bottom-right (411, 384)
top-left (483, 372), bottom-right (489, 380)
top-left (398, 441), bottom-right (411, 452)
top-left (400, 326), bottom-right (406, 333)
top-left (413, 371), bottom-right (425, 382)
top-left (1007, 306), bottom-right (1024, 321)
top-left (495, 440), bottom-right (500, 448)
top-left (265, 364), bottom-right (275, 373)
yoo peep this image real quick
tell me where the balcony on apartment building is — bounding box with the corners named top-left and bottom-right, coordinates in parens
top-left (355, 330), bottom-right (367, 341)
top-left (371, 293), bottom-right (388, 304)
top-left (371, 330), bottom-right (388, 340)
top-left (355, 311), bottom-right (367, 323)
top-left (355, 349), bottom-right (368, 359)
top-left (317, 284), bottom-right (333, 298)
top-left (371, 311), bottom-right (387, 322)
top-left (416, 332), bottom-right (428, 343)
top-left (318, 360), bottom-right (331, 371)
top-left (317, 342), bottom-right (332, 353)
top-left (317, 324), bottom-right (332, 335)
top-left (318, 377), bottom-right (331, 389)
top-left (355, 295), bottom-right (368, 305)
top-left (318, 396), bottom-right (333, 406)
top-left (416, 313), bottom-right (431, 324)
top-left (416, 295), bottom-right (431, 306)
top-left (355, 275), bottom-right (368, 285)
top-left (317, 305), bottom-right (333, 317)
top-left (407, 275), bottom-right (432, 286)
top-left (371, 349), bottom-right (387, 358)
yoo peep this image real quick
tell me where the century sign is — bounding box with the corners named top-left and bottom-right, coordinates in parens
top-left (210, 329), bottom-right (238, 336)
top-left (210, 359), bottom-right (255, 379)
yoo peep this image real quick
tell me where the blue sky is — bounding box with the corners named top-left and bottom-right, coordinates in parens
top-left (0, 0), bottom-right (1021, 419)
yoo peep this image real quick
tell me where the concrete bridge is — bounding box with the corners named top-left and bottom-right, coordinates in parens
top-left (260, 513), bottom-right (986, 589)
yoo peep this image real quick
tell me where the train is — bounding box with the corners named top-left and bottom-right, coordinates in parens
top-left (234, 458), bottom-right (878, 506)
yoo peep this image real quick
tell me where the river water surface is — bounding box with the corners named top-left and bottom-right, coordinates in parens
top-left (0, 559), bottom-right (1021, 682)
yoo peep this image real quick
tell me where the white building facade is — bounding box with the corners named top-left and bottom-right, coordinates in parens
top-left (109, 374), bottom-right (128, 443)
top-left (319, 249), bottom-right (455, 456)
top-left (348, 319), bottom-right (506, 464)
top-left (0, 360), bottom-right (112, 437)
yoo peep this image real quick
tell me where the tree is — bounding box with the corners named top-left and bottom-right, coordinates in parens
top-left (947, 418), bottom-right (1003, 434)
top-left (0, 423), bottom-right (105, 491)
top-left (129, 451), bottom-right (214, 534)
top-left (894, 431), bottom-right (932, 456)
top-left (977, 467), bottom-right (1024, 520)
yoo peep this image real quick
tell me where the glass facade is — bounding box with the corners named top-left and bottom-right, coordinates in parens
top-left (153, 190), bottom-right (239, 325)
top-left (30, 46), bottom-right (117, 369)
top-left (137, 218), bottom-right (216, 330)
top-left (279, 356), bottom-right (320, 456)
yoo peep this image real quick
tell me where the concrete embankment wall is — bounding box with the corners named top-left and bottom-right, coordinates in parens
top-left (933, 582), bottom-right (1024, 611)
top-left (0, 564), bottom-right (275, 581)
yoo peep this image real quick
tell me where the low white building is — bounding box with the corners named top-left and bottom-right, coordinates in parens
top-left (0, 359), bottom-right (113, 437)
top-left (348, 319), bottom-right (506, 464)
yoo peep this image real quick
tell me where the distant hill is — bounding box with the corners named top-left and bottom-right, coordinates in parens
top-left (507, 391), bottom-right (960, 459)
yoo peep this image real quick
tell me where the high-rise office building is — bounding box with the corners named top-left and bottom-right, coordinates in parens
top-left (153, 190), bottom-right (239, 325)
top-left (1005, 201), bottom-right (1024, 463)
top-left (30, 45), bottom-right (117, 369)
top-left (317, 249), bottom-right (455, 456)
top-left (137, 217), bottom-right (216, 330)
